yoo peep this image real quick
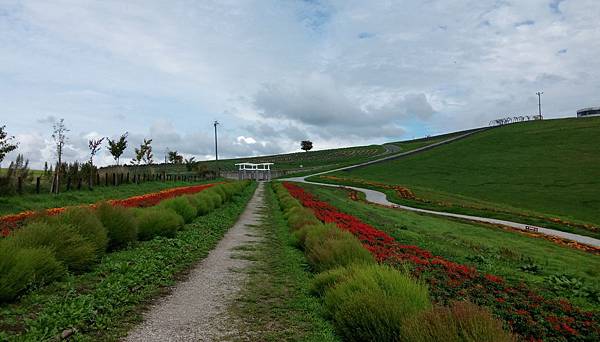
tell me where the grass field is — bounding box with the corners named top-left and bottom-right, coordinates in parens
top-left (229, 185), bottom-right (338, 341)
top-left (321, 117), bottom-right (600, 237)
top-left (0, 180), bottom-right (218, 216)
top-left (299, 183), bottom-right (600, 311)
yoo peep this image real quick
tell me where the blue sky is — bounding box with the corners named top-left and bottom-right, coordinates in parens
top-left (1, 0), bottom-right (599, 168)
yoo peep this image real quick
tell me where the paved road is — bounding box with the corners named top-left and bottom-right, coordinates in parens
top-left (281, 131), bottom-right (600, 248)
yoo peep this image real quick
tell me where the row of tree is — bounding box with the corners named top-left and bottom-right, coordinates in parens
top-left (0, 121), bottom-right (190, 195)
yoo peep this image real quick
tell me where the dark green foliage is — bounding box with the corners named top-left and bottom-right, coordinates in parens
top-left (135, 208), bottom-right (184, 240)
top-left (0, 244), bottom-right (66, 302)
top-left (158, 196), bottom-right (196, 223)
top-left (323, 264), bottom-right (431, 342)
top-left (8, 221), bottom-right (97, 272)
top-left (55, 207), bottom-right (108, 256)
top-left (95, 202), bottom-right (138, 250)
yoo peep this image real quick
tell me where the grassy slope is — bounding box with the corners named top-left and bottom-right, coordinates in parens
top-left (0, 180), bottom-right (217, 216)
top-left (329, 117), bottom-right (600, 233)
top-left (229, 185), bottom-right (338, 341)
top-left (0, 184), bottom-right (256, 341)
top-left (301, 183), bottom-right (600, 311)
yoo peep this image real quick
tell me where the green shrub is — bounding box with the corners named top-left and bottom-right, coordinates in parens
top-left (310, 266), bottom-right (352, 297)
top-left (184, 195), bottom-right (201, 214)
top-left (95, 203), bottom-right (138, 250)
top-left (286, 208), bottom-right (321, 230)
top-left (403, 301), bottom-right (515, 342)
top-left (55, 207), bottom-right (108, 256)
top-left (213, 185), bottom-right (228, 201)
top-left (0, 244), bottom-right (66, 302)
top-left (196, 195), bottom-right (214, 215)
top-left (9, 221), bottom-right (97, 272)
top-left (135, 208), bottom-right (184, 240)
top-left (323, 264), bottom-right (431, 341)
top-left (203, 191), bottom-right (223, 209)
top-left (304, 225), bottom-right (375, 272)
top-left (158, 196), bottom-right (196, 223)
top-left (292, 223), bottom-right (335, 249)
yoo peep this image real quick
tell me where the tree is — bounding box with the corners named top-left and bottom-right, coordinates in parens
top-left (0, 125), bottom-right (19, 167)
top-left (301, 140), bottom-right (313, 152)
top-left (168, 150), bottom-right (183, 164)
top-left (88, 137), bottom-right (104, 188)
top-left (142, 139), bottom-right (153, 165)
top-left (107, 132), bottom-right (128, 165)
top-left (184, 157), bottom-right (196, 171)
top-left (51, 119), bottom-right (69, 194)
top-left (131, 138), bottom-right (153, 166)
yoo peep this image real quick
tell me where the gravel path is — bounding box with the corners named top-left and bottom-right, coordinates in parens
top-left (125, 182), bottom-right (264, 342)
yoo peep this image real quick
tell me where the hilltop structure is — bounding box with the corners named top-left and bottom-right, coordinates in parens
top-left (577, 107), bottom-right (600, 118)
top-left (235, 162), bottom-right (274, 181)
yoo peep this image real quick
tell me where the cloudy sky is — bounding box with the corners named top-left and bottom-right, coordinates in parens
top-left (1, 0), bottom-right (599, 168)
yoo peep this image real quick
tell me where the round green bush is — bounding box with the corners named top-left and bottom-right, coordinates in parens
top-left (304, 225), bottom-right (375, 272)
top-left (196, 195), bottom-right (214, 215)
top-left (310, 266), bottom-right (352, 297)
top-left (55, 207), bottom-right (108, 256)
top-left (403, 301), bottom-right (515, 342)
top-left (158, 196), bottom-right (197, 223)
top-left (203, 191), bottom-right (223, 209)
top-left (10, 221), bottom-right (97, 272)
top-left (323, 264), bottom-right (431, 341)
top-left (184, 195), bottom-right (201, 213)
top-left (136, 208), bottom-right (185, 240)
top-left (0, 243), bottom-right (66, 302)
top-left (95, 203), bottom-right (138, 250)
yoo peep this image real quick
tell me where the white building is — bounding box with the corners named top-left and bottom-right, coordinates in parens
top-left (234, 163), bottom-right (274, 181)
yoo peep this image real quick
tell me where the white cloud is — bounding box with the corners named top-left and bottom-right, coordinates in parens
top-left (0, 0), bottom-right (599, 167)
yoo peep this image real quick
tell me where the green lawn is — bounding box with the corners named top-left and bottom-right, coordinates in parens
top-left (0, 180), bottom-right (218, 216)
top-left (300, 183), bottom-right (600, 311)
top-left (229, 185), bottom-right (338, 341)
top-left (323, 117), bottom-right (600, 237)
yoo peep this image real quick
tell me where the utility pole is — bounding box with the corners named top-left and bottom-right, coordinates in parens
top-left (536, 91), bottom-right (544, 119)
top-left (213, 120), bottom-right (219, 177)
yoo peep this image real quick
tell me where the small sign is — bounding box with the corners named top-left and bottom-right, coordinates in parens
top-left (524, 225), bottom-right (539, 232)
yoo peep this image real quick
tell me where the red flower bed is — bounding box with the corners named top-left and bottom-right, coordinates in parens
top-left (0, 183), bottom-right (216, 237)
top-left (283, 182), bottom-right (600, 341)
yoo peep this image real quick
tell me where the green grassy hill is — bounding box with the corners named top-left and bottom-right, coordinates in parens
top-left (322, 117), bottom-right (600, 238)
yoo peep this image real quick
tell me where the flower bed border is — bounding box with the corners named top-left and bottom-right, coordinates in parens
top-left (0, 183), bottom-right (217, 237)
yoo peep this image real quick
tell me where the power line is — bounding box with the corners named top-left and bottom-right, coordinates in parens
top-left (213, 120), bottom-right (219, 177)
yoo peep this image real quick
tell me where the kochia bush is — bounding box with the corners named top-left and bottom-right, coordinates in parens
top-left (95, 203), bottom-right (138, 250)
top-left (323, 264), bottom-right (431, 342)
top-left (158, 197), bottom-right (196, 223)
top-left (135, 208), bottom-right (184, 241)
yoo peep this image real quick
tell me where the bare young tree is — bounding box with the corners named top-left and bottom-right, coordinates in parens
top-left (51, 118), bottom-right (69, 194)
top-left (0, 125), bottom-right (19, 169)
top-left (88, 137), bottom-right (104, 189)
top-left (142, 139), bottom-right (153, 165)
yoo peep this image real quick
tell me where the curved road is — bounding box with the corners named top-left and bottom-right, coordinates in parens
top-left (281, 130), bottom-right (600, 248)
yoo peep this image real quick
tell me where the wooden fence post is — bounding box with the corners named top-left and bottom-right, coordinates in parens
top-left (66, 176), bottom-right (71, 191)
top-left (105, 173), bottom-right (108, 186)
top-left (36, 177), bottom-right (41, 194)
top-left (77, 178), bottom-right (82, 190)
top-left (17, 177), bottom-right (23, 194)
top-left (126, 172), bottom-right (130, 183)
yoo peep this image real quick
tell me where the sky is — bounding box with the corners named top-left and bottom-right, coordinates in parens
top-left (1, 0), bottom-right (599, 168)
